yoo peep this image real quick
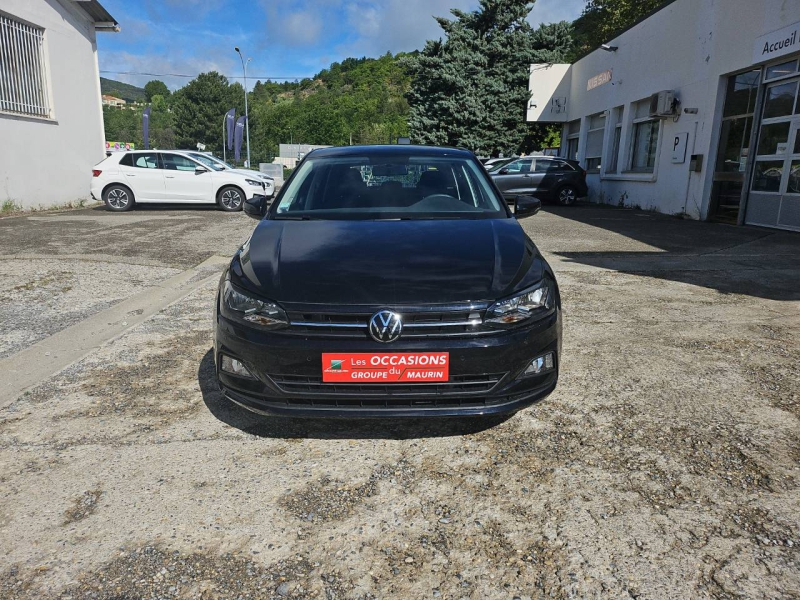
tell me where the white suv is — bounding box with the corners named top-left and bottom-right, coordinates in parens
top-left (91, 150), bottom-right (267, 212)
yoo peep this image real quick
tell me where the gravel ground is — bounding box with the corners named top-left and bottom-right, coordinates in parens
top-left (0, 258), bottom-right (181, 358)
top-left (0, 204), bottom-right (798, 599)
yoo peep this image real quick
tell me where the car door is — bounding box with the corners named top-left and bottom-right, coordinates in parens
top-left (531, 159), bottom-right (562, 197)
top-left (535, 159), bottom-right (576, 199)
top-left (491, 158), bottom-right (534, 199)
top-left (160, 153), bottom-right (215, 202)
top-left (119, 152), bottom-right (165, 201)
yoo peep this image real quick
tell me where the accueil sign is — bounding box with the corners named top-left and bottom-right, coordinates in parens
top-left (754, 21), bottom-right (800, 63)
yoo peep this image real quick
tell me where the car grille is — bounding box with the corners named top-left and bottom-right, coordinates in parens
top-left (283, 306), bottom-right (498, 338)
top-left (269, 372), bottom-right (505, 396)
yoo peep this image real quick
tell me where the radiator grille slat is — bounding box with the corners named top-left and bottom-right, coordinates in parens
top-left (269, 373), bottom-right (506, 397)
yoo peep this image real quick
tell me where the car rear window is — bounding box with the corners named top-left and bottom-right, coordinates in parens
top-left (273, 153), bottom-right (509, 220)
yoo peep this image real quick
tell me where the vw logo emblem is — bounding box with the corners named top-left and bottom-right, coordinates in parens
top-left (369, 310), bottom-right (403, 343)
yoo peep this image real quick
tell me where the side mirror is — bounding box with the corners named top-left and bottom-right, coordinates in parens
top-left (514, 195), bottom-right (541, 219)
top-left (195, 165), bottom-right (209, 174)
top-left (497, 168), bottom-right (509, 175)
top-left (243, 195), bottom-right (267, 220)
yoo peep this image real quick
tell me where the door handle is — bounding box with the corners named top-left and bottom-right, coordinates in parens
top-left (165, 175), bottom-right (176, 178)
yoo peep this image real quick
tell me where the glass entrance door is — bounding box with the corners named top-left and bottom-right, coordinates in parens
top-left (745, 57), bottom-right (800, 231)
top-left (710, 70), bottom-right (760, 223)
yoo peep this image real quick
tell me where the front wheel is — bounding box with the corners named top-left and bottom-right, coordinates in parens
top-left (556, 186), bottom-right (578, 206)
top-left (103, 184), bottom-right (134, 212)
top-left (217, 186), bottom-right (244, 211)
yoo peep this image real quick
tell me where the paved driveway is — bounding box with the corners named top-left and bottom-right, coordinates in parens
top-left (1, 205), bottom-right (799, 599)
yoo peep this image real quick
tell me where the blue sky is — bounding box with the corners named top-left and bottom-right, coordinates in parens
top-left (97, 0), bottom-right (585, 91)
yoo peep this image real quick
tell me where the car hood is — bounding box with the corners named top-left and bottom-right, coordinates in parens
top-left (233, 218), bottom-right (544, 305)
top-left (230, 169), bottom-right (273, 181)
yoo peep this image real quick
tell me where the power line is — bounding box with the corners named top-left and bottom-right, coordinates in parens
top-left (99, 70), bottom-right (313, 81)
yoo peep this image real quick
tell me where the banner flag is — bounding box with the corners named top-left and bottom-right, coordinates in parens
top-left (225, 108), bottom-right (236, 150)
top-left (234, 115), bottom-right (246, 161)
top-left (142, 107), bottom-right (151, 150)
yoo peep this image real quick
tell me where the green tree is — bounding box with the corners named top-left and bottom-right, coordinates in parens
top-left (102, 105), bottom-right (139, 145)
top-left (404, 0), bottom-right (571, 156)
top-left (148, 94), bottom-right (176, 149)
top-left (144, 80), bottom-right (171, 102)
top-left (171, 72), bottom-right (244, 152)
top-left (571, 0), bottom-right (663, 58)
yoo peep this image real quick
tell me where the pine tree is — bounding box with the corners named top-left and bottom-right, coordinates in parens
top-left (404, 0), bottom-right (571, 157)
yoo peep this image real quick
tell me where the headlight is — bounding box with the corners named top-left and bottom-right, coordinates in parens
top-left (485, 279), bottom-right (554, 326)
top-left (245, 179), bottom-right (263, 187)
top-left (223, 278), bottom-right (288, 329)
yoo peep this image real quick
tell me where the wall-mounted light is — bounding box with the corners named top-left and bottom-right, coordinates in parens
top-left (683, 108), bottom-right (699, 114)
top-left (600, 44), bottom-right (618, 52)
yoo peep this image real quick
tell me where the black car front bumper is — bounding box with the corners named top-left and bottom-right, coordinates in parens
top-left (214, 307), bottom-right (561, 418)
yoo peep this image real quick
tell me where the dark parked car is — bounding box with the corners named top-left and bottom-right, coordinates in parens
top-left (492, 156), bottom-right (587, 206)
top-left (214, 145), bottom-right (562, 418)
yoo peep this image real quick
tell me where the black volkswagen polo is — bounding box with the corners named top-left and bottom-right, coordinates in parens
top-left (214, 145), bottom-right (562, 418)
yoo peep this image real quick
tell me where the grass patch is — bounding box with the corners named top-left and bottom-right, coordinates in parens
top-left (1, 199), bottom-right (21, 213)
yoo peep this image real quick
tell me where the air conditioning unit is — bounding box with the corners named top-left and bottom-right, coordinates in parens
top-left (649, 90), bottom-right (677, 118)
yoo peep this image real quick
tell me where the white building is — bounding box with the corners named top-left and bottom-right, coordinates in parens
top-left (101, 94), bottom-right (126, 108)
top-left (527, 0), bottom-right (800, 232)
top-left (275, 144), bottom-right (332, 169)
top-left (0, 0), bottom-right (117, 210)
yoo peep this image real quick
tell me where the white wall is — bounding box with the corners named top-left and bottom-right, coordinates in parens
top-left (0, 0), bottom-right (106, 209)
top-left (530, 0), bottom-right (800, 219)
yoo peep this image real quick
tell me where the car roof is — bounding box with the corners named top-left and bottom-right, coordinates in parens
top-left (306, 145), bottom-right (476, 159)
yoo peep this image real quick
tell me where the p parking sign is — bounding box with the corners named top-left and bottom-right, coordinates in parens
top-left (672, 132), bottom-right (688, 164)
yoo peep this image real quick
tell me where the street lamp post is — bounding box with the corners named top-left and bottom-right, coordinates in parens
top-left (234, 46), bottom-right (251, 168)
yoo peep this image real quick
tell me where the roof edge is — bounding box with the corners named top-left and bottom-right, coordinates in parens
top-left (72, 0), bottom-right (118, 30)
top-left (572, 0), bottom-right (680, 64)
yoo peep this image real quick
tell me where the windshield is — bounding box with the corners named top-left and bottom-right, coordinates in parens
top-left (486, 159), bottom-right (513, 173)
top-left (273, 153), bottom-right (508, 220)
top-left (189, 153), bottom-right (225, 171)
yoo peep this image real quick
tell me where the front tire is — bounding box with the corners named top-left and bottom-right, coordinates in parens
top-left (556, 185), bottom-right (578, 206)
top-left (103, 184), bottom-right (134, 212)
top-left (217, 186), bottom-right (244, 212)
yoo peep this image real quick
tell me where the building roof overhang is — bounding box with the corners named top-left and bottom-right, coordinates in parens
top-left (72, 0), bottom-right (119, 32)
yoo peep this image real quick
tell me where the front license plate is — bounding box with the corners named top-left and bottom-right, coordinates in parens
top-left (322, 353), bottom-right (450, 383)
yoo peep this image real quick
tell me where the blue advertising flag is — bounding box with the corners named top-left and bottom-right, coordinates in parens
top-left (225, 108), bottom-right (236, 150)
top-left (234, 115), bottom-right (246, 161)
top-left (142, 107), bottom-right (151, 150)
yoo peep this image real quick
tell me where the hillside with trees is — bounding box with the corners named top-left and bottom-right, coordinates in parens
top-left (100, 77), bottom-right (146, 103)
top-left (101, 0), bottom-right (661, 161)
top-left (103, 54), bottom-right (411, 164)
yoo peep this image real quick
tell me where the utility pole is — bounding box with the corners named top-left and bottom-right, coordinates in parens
top-left (234, 46), bottom-right (251, 168)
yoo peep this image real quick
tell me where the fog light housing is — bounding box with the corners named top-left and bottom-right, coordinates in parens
top-left (220, 355), bottom-right (256, 379)
top-left (524, 352), bottom-right (555, 376)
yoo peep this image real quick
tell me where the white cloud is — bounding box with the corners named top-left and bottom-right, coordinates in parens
top-left (338, 0), bottom-right (474, 56)
top-left (337, 0), bottom-right (584, 57)
top-left (100, 51), bottom-right (237, 91)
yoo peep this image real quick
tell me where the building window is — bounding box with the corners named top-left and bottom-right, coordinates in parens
top-left (606, 106), bottom-right (624, 174)
top-left (585, 112), bottom-right (606, 171)
top-left (0, 13), bottom-right (51, 118)
top-left (629, 98), bottom-right (660, 172)
top-left (752, 75), bottom-right (800, 195)
top-left (565, 119), bottom-right (580, 161)
top-left (764, 59), bottom-right (799, 81)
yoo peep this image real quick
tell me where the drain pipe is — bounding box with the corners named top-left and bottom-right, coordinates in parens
top-left (682, 120), bottom-right (699, 217)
